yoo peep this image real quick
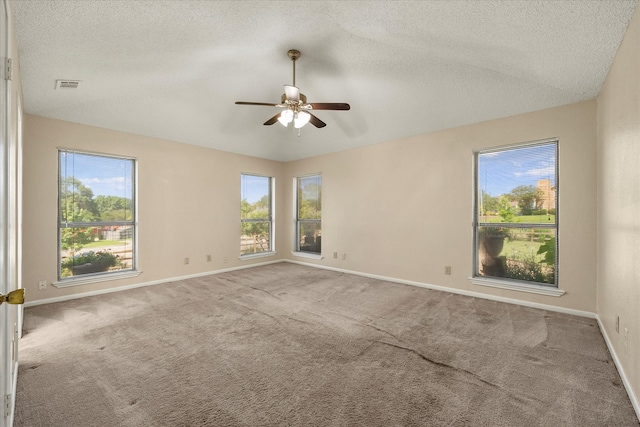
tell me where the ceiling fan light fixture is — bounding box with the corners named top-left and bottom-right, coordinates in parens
top-left (278, 109), bottom-right (294, 126)
top-left (235, 49), bottom-right (349, 130)
top-left (294, 111), bottom-right (311, 128)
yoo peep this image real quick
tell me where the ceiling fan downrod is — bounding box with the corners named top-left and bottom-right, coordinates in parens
top-left (288, 49), bottom-right (300, 87)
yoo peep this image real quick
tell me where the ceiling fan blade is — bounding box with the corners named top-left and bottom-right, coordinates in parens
top-left (284, 85), bottom-right (300, 102)
top-left (309, 103), bottom-right (351, 110)
top-left (263, 113), bottom-right (281, 126)
top-left (308, 112), bottom-right (326, 128)
top-left (235, 102), bottom-right (278, 107)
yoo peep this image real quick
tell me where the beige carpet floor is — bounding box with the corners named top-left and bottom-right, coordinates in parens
top-left (15, 263), bottom-right (639, 426)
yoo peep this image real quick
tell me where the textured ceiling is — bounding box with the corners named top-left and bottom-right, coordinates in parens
top-left (12, 0), bottom-right (639, 161)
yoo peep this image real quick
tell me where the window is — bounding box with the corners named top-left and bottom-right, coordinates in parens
top-left (473, 139), bottom-right (558, 289)
top-left (241, 174), bottom-right (274, 256)
top-left (295, 174), bottom-right (322, 255)
top-left (58, 150), bottom-right (136, 281)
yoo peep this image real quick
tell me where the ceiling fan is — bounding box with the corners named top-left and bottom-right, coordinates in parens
top-left (235, 49), bottom-right (350, 129)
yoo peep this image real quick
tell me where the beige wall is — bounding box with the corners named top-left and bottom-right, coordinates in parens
top-left (22, 115), bottom-right (285, 301)
top-left (285, 100), bottom-right (598, 313)
top-left (23, 100), bottom-right (598, 310)
top-left (597, 3), bottom-right (640, 412)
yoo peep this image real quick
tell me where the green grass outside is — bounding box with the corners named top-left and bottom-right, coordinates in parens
top-left (502, 239), bottom-right (546, 263)
top-left (83, 240), bottom-right (126, 248)
top-left (481, 215), bottom-right (555, 224)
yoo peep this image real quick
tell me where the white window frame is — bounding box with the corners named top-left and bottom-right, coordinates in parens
top-left (240, 173), bottom-right (275, 259)
top-left (54, 149), bottom-right (139, 287)
top-left (292, 173), bottom-right (322, 260)
top-left (470, 139), bottom-right (564, 297)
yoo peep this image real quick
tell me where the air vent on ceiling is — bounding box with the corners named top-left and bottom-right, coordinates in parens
top-left (55, 80), bottom-right (80, 89)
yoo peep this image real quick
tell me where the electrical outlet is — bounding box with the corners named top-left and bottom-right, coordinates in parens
top-left (206, 254), bottom-right (212, 262)
top-left (615, 315), bottom-right (620, 333)
top-left (223, 257), bottom-right (228, 264)
top-left (333, 252), bottom-right (338, 259)
top-left (445, 266), bottom-right (452, 275)
top-left (184, 258), bottom-right (189, 265)
top-left (38, 280), bottom-right (47, 290)
top-left (341, 253), bottom-right (347, 260)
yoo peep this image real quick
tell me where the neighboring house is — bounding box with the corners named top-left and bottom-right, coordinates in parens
top-left (537, 179), bottom-right (556, 211)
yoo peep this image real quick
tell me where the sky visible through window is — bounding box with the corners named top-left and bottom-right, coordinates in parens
top-left (241, 174), bottom-right (269, 204)
top-left (60, 152), bottom-right (132, 198)
top-left (478, 144), bottom-right (556, 197)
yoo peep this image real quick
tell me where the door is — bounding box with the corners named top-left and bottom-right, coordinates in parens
top-left (1, 0), bottom-right (23, 425)
top-left (0, 0), bottom-right (9, 423)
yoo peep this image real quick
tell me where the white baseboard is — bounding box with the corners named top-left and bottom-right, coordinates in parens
top-left (28, 258), bottom-right (594, 318)
top-left (596, 315), bottom-right (640, 421)
top-left (24, 259), bottom-right (282, 308)
top-left (285, 260), bottom-right (596, 319)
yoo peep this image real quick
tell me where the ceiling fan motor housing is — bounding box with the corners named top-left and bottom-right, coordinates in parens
top-left (281, 93), bottom-right (307, 104)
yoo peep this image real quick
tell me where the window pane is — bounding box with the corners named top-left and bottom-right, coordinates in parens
top-left (240, 174), bottom-right (272, 254)
top-left (298, 175), bottom-right (321, 220)
top-left (478, 143), bottom-right (556, 224)
top-left (58, 150), bottom-right (136, 280)
top-left (299, 221), bottom-right (321, 253)
top-left (295, 174), bottom-right (322, 254)
top-left (240, 222), bottom-right (271, 255)
top-left (241, 175), bottom-right (271, 220)
top-left (59, 226), bottom-right (133, 277)
top-left (60, 152), bottom-right (134, 224)
top-left (475, 141), bottom-right (558, 287)
top-left (477, 226), bottom-right (556, 284)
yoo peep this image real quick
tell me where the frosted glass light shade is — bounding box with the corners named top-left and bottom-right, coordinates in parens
top-left (294, 111), bottom-right (311, 128)
top-left (278, 109), bottom-right (294, 126)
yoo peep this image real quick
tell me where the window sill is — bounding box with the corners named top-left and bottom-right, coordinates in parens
top-left (53, 270), bottom-right (141, 288)
top-left (469, 276), bottom-right (565, 297)
top-left (291, 251), bottom-right (323, 260)
top-left (240, 251), bottom-right (277, 261)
